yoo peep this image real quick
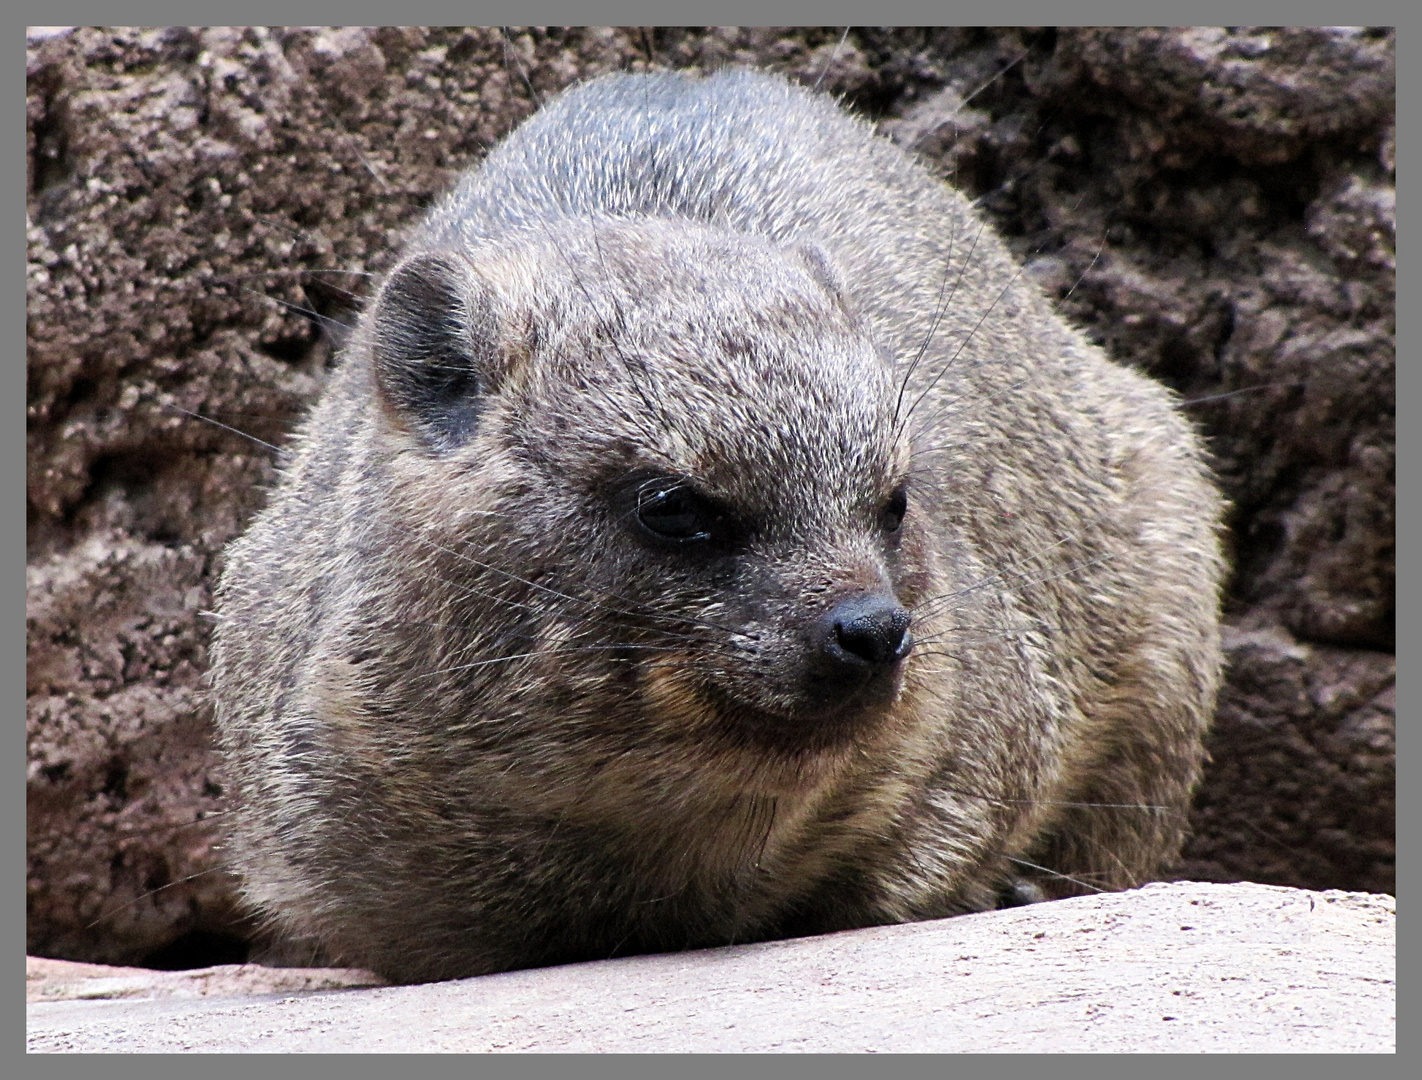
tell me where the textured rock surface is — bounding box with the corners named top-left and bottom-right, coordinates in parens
top-left (27, 955), bottom-right (383, 1004)
top-left (26, 883), bottom-right (1396, 1053)
top-left (27, 27), bottom-right (1393, 967)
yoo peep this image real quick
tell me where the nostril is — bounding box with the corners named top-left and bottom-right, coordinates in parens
top-left (835, 619), bottom-right (878, 664)
top-left (827, 596), bottom-right (912, 668)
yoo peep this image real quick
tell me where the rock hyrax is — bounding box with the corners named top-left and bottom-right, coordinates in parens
top-left (212, 69), bottom-right (1224, 984)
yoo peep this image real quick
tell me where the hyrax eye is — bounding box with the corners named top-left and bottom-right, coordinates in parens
top-left (883, 487), bottom-right (908, 532)
top-left (637, 485), bottom-right (715, 542)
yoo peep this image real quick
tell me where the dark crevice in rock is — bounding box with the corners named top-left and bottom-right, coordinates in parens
top-left (142, 929), bottom-right (251, 971)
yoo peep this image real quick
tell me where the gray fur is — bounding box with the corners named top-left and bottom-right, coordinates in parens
top-left (212, 69), bottom-right (1224, 984)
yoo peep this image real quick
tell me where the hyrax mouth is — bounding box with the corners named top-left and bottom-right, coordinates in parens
top-left (639, 587), bottom-right (915, 756)
top-left (700, 675), bottom-right (908, 755)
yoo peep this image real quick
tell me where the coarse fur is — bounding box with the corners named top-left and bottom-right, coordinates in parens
top-left (212, 69), bottom-right (1224, 984)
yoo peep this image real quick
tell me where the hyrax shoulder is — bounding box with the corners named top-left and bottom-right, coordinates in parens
top-left (212, 68), bottom-right (1224, 984)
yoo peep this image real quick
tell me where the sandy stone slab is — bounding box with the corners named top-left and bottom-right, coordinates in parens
top-left (27, 881), bottom-right (1394, 1053)
top-left (26, 956), bottom-right (384, 1003)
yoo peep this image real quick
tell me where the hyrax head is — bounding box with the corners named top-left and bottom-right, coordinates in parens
top-left (365, 219), bottom-right (928, 754)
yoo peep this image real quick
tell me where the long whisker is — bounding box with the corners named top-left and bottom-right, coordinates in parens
top-left (404, 565), bottom-right (740, 652)
top-left (892, 210), bottom-right (968, 430)
top-left (83, 867), bottom-right (236, 932)
top-left (899, 259), bottom-right (1030, 436)
top-left (422, 531), bottom-right (752, 640)
top-left (1000, 854), bottom-right (1107, 894)
top-left (415, 642), bottom-right (747, 681)
top-left (161, 404), bottom-right (281, 453)
top-left (913, 553), bottom-right (1118, 623)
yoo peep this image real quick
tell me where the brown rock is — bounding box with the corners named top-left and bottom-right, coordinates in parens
top-left (1056, 27), bottom-right (1395, 165)
top-left (26, 533), bottom-right (238, 965)
top-left (1177, 624), bottom-right (1395, 894)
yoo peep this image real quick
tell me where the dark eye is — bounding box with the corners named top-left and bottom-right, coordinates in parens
top-left (883, 488), bottom-right (908, 533)
top-left (637, 484), bottom-right (715, 542)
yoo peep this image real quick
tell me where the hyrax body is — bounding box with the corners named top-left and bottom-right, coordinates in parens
top-left (213, 69), bottom-right (1223, 984)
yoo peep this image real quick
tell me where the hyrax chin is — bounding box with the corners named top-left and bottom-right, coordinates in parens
top-left (212, 68), bottom-right (1224, 984)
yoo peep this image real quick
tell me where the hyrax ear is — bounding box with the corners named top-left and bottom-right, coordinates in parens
top-left (370, 252), bottom-right (505, 452)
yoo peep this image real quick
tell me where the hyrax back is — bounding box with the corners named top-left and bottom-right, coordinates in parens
top-left (213, 69), bottom-right (1223, 984)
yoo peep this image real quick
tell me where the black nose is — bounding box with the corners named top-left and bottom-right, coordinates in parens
top-left (819, 593), bottom-right (912, 671)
